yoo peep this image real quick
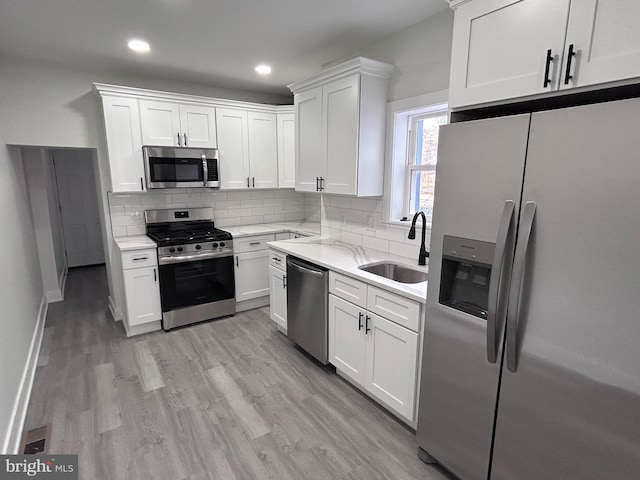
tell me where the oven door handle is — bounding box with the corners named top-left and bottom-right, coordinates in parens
top-left (159, 251), bottom-right (233, 265)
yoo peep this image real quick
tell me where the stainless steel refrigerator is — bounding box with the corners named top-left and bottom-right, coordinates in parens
top-left (416, 97), bottom-right (640, 480)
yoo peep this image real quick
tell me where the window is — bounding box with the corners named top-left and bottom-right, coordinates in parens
top-left (383, 91), bottom-right (448, 226)
top-left (405, 113), bottom-right (448, 219)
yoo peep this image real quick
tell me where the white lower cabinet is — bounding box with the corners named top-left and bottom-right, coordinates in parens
top-left (329, 295), bottom-right (367, 385)
top-left (364, 311), bottom-right (419, 420)
top-left (123, 266), bottom-right (162, 327)
top-left (114, 245), bottom-right (162, 336)
top-left (234, 250), bottom-right (270, 302)
top-left (269, 265), bottom-right (287, 330)
top-left (328, 271), bottom-right (421, 423)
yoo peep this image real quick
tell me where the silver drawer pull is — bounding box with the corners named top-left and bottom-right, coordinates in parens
top-left (272, 257), bottom-right (281, 262)
top-left (249, 242), bottom-right (261, 246)
top-left (132, 257), bottom-right (148, 261)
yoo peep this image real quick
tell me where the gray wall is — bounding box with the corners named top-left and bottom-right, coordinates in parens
top-left (332, 9), bottom-right (454, 101)
top-left (0, 141), bottom-right (44, 453)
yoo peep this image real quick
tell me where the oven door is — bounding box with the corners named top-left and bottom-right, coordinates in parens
top-left (158, 255), bottom-right (235, 312)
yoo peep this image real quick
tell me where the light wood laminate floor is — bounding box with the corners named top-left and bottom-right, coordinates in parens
top-left (25, 266), bottom-right (451, 480)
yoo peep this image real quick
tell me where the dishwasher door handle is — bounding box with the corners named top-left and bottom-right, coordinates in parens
top-left (287, 259), bottom-right (324, 277)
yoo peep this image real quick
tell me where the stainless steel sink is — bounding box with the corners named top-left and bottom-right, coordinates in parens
top-left (358, 262), bottom-right (428, 284)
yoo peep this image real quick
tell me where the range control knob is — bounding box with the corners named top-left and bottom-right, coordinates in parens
top-left (177, 247), bottom-right (183, 252)
top-left (212, 242), bottom-right (219, 248)
top-left (195, 244), bottom-right (201, 250)
top-left (219, 242), bottom-right (226, 247)
top-left (169, 247), bottom-right (175, 253)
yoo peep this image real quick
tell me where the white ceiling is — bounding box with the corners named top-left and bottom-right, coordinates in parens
top-left (0, 0), bottom-right (448, 98)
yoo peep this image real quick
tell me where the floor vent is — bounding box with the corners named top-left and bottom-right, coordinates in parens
top-left (21, 425), bottom-right (50, 455)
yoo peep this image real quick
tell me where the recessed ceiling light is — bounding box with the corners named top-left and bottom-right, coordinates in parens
top-left (255, 64), bottom-right (272, 75)
top-left (128, 39), bottom-right (150, 53)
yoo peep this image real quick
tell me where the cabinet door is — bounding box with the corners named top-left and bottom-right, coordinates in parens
top-left (295, 87), bottom-right (324, 192)
top-left (323, 74), bottom-right (359, 195)
top-left (364, 312), bottom-right (419, 421)
top-left (123, 266), bottom-right (162, 326)
top-left (139, 100), bottom-right (181, 146)
top-left (216, 108), bottom-right (251, 189)
top-left (277, 112), bottom-right (296, 189)
top-left (328, 294), bottom-right (366, 386)
top-left (248, 111), bottom-right (278, 189)
top-left (234, 250), bottom-right (270, 302)
top-left (562, 0), bottom-right (640, 90)
top-left (449, 0), bottom-right (571, 108)
top-left (269, 266), bottom-right (287, 330)
top-left (101, 96), bottom-right (145, 192)
top-left (179, 104), bottom-right (217, 148)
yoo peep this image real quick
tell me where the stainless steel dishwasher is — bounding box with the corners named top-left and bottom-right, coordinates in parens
top-left (286, 256), bottom-right (328, 364)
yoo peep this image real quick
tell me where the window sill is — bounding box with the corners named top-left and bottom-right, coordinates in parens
top-left (381, 219), bottom-right (433, 230)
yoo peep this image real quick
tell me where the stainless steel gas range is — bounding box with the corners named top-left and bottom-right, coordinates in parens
top-left (145, 208), bottom-right (235, 330)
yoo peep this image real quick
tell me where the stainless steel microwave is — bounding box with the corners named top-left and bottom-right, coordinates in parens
top-left (143, 146), bottom-right (220, 189)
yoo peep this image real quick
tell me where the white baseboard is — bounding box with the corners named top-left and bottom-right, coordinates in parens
top-left (2, 294), bottom-right (48, 454)
top-left (59, 265), bottom-right (68, 300)
top-left (108, 296), bottom-right (122, 321)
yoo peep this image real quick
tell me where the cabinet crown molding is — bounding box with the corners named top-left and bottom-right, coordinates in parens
top-left (448, 0), bottom-right (474, 9)
top-left (287, 57), bottom-right (394, 94)
top-left (93, 83), bottom-right (292, 113)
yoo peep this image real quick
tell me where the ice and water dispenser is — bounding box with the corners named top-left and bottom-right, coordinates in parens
top-left (439, 235), bottom-right (495, 319)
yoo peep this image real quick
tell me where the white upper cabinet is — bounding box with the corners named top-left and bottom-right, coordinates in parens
top-left (294, 87), bottom-right (324, 193)
top-left (100, 95), bottom-right (145, 192)
top-left (449, 0), bottom-right (571, 109)
top-left (217, 108), bottom-right (281, 190)
top-left (276, 110), bottom-right (295, 189)
top-left (179, 104), bottom-right (218, 148)
top-left (247, 111), bottom-right (278, 189)
top-left (449, 0), bottom-right (640, 109)
top-left (289, 57), bottom-right (393, 196)
top-left (140, 100), bottom-right (217, 147)
top-left (216, 108), bottom-right (251, 189)
top-left (562, 0), bottom-right (640, 90)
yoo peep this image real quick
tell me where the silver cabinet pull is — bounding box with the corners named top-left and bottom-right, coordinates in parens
top-left (247, 176), bottom-right (250, 188)
top-left (358, 312), bottom-right (363, 330)
top-left (252, 177), bottom-right (255, 188)
top-left (249, 242), bottom-right (261, 246)
top-left (487, 200), bottom-right (515, 363)
top-left (184, 133), bottom-right (187, 146)
top-left (153, 268), bottom-right (157, 282)
top-left (506, 201), bottom-right (537, 373)
top-left (202, 154), bottom-right (208, 186)
top-left (282, 274), bottom-right (287, 289)
top-left (365, 314), bottom-right (371, 334)
top-left (236, 256), bottom-right (239, 267)
top-left (177, 133), bottom-right (182, 146)
top-left (132, 256), bottom-right (148, 261)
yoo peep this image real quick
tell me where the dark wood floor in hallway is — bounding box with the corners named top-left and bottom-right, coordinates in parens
top-left (25, 266), bottom-right (450, 480)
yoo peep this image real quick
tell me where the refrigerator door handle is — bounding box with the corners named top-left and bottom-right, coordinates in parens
top-left (506, 201), bottom-right (537, 373)
top-left (487, 200), bottom-right (515, 363)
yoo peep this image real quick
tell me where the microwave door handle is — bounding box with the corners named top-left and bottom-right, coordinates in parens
top-left (202, 154), bottom-right (208, 186)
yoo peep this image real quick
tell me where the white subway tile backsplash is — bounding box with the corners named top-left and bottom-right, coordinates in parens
top-left (341, 231), bottom-right (363, 246)
top-left (126, 225), bottom-right (146, 236)
top-left (112, 226), bottom-right (128, 237)
top-left (253, 206), bottom-right (275, 216)
top-left (109, 193), bottom-right (140, 207)
top-left (110, 206), bottom-right (125, 216)
top-left (362, 236), bottom-right (389, 253)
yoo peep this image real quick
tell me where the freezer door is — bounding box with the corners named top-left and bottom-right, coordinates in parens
top-left (491, 98), bottom-right (640, 479)
top-left (416, 114), bottom-right (530, 480)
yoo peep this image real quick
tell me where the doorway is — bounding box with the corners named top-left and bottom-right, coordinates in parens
top-left (52, 150), bottom-right (105, 267)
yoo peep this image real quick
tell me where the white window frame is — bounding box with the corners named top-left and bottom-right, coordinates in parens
top-left (404, 111), bottom-right (447, 220)
top-left (383, 90), bottom-right (448, 227)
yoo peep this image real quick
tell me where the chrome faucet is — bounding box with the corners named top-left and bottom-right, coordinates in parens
top-left (408, 211), bottom-right (429, 266)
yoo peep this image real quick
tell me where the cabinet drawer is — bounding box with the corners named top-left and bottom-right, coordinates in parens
top-left (269, 250), bottom-right (287, 271)
top-left (121, 248), bottom-right (157, 270)
top-left (366, 286), bottom-right (420, 332)
top-left (329, 271), bottom-right (367, 309)
top-left (234, 234), bottom-right (276, 253)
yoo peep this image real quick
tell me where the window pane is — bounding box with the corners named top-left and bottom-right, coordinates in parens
top-left (415, 115), bottom-right (447, 166)
top-left (410, 170), bottom-right (436, 216)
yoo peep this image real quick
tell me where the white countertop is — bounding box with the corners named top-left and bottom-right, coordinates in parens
top-left (223, 221), bottom-right (321, 238)
top-left (114, 235), bottom-right (157, 251)
top-left (267, 236), bottom-right (428, 304)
